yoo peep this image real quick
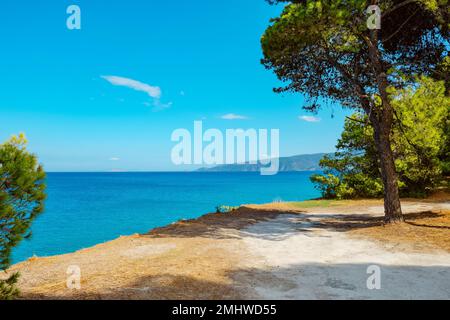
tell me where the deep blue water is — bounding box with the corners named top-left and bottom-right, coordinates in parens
top-left (12, 172), bottom-right (320, 263)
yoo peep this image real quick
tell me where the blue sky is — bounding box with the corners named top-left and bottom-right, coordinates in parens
top-left (0, 0), bottom-right (351, 171)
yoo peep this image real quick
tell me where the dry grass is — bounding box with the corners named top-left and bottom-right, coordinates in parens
top-left (9, 236), bottom-right (247, 300)
top-left (349, 210), bottom-right (450, 252)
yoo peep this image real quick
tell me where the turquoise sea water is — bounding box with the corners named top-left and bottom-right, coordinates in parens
top-left (12, 172), bottom-right (320, 263)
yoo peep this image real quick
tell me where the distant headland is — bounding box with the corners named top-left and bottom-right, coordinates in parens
top-left (197, 153), bottom-right (329, 172)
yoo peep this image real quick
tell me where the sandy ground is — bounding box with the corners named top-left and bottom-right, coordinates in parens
top-left (3, 197), bottom-right (450, 300)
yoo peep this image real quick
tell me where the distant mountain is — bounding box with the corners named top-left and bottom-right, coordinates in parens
top-left (197, 153), bottom-right (329, 172)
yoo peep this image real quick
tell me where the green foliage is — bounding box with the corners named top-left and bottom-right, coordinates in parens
top-left (215, 205), bottom-right (239, 213)
top-left (0, 272), bottom-right (20, 300)
top-left (309, 173), bottom-right (341, 199)
top-left (392, 76), bottom-right (450, 193)
top-left (262, 0), bottom-right (448, 110)
top-left (0, 134), bottom-right (46, 300)
top-left (261, 0), bottom-right (369, 109)
top-left (440, 108), bottom-right (450, 176)
top-left (434, 56), bottom-right (450, 175)
top-left (311, 77), bottom-right (450, 199)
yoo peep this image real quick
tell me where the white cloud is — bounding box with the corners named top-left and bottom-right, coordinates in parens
top-left (299, 115), bottom-right (321, 122)
top-left (101, 75), bottom-right (161, 99)
top-left (109, 157), bottom-right (120, 161)
top-left (221, 113), bottom-right (248, 120)
top-left (102, 75), bottom-right (172, 111)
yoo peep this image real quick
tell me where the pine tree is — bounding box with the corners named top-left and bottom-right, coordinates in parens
top-left (0, 134), bottom-right (46, 300)
top-left (261, 0), bottom-right (448, 222)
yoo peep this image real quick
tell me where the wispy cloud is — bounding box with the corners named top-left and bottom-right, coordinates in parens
top-left (221, 113), bottom-right (248, 120)
top-left (299, 115), bottom-right (321, 122)
top-left (109, 157), bottom-right (120, 161)
top-left (102, 75), bottom-right (172, 111)
top-left (142, 100), bottom-right (173, 111)
top-left (101, 76), bottom-right (161, 99)
top-left (152, 100), bottom-right (173, 111)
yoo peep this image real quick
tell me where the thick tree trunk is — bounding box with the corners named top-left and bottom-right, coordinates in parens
top-left (371, 119), bottom-right (404, 223)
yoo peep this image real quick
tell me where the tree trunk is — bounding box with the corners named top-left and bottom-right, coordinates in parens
top-left (371, 118), bottom-right (404, 223)
top-left (366, 16), bottom-right (403, 223)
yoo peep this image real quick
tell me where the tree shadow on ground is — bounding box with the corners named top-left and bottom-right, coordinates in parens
top-left (229, 263), bottom-right (450, 300)
top-left (22, 263), bottom-right (450, 300)
top-left (142, 207), bottom-right (287, 240)
top-left (141, 206), bottom-right (448, 241)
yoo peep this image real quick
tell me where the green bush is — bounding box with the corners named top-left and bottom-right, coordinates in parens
top-left (215, 205), bottom-right (239, 213)
top-left (311, 77), bottom-right (449, 199)
top-left (0, 134), bottom-right (46, 300)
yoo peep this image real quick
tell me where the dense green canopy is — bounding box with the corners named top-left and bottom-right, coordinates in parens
top-left (311, 77), bottom-right (450, 199)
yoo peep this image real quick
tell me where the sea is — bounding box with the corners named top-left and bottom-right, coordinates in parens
top-left (12, 172), bottom-right (320, 263)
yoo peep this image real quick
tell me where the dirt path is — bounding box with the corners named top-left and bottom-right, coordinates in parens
top-left (237, 205), bottom-right (450, 299)
top-left (4, 199), bottom-right (450, 299)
